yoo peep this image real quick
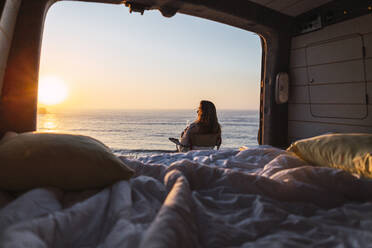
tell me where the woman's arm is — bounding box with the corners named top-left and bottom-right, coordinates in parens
top-left (180, 128), bottom-right (191, 148)
top-left (216, 132), bottom-right (222, 150)
top-left (179, 123), bottom-right (197, 149)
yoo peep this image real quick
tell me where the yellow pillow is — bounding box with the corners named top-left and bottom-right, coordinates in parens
top-left (0, 132), bottom-right (134, 191)
top-left (287, 133), bottom-right (372, 178)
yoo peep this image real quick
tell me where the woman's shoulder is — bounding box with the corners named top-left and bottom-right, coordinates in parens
top-left (186, 122), bottom-right (199, 132)
top-left (189, 121), bottom-right (198, 128)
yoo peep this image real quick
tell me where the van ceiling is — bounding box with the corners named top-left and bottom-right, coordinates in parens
top-left (248, 0), bottom-right (333, 16)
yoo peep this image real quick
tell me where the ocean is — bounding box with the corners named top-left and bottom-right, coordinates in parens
top-left (37, 109), bottom-right (259, 157)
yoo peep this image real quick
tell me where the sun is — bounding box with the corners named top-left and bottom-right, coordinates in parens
top-left (38, 76), bottom-right (68, 105)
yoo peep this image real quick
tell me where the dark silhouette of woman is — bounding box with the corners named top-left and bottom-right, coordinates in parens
top-left (171, 100), bottom-right (221, 151)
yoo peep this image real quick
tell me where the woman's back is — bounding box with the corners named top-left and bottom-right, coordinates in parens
top-left (179, 101), bottom-right (222, 151)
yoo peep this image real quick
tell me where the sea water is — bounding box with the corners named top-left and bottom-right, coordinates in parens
top-left (37, 109), bottom-right (259, 157)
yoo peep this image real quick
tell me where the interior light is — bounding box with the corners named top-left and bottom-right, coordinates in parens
top-left (343, 10), bottom-right (348, 15)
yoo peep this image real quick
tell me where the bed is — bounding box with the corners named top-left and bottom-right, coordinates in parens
top-left (1, 145), bottom-right (372, 247)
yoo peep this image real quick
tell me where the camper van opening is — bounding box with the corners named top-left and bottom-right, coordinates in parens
top-left (2, 1), bottom-right (372, 247)
top-left (36, 1), bottom-right (262, 156)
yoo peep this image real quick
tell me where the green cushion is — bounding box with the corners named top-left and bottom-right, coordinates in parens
top-left (0, 132), bottom-right (134, 191)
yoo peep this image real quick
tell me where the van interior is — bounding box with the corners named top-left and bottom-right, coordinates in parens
top-left (0, 0), bottom-right (371, 247)
top-left (1, 0), bottom-right (371, 147)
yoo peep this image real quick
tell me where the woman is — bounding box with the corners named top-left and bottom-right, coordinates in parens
top-left (178, 100), bottom-right (222, 151)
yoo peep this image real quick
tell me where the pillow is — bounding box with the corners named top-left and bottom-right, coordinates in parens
top-left (0, 132), bottom-right (134, 191)
top-left (287, 133), bottom-right (372, 178)
top-left (0, 131), bottom-right (18, 145)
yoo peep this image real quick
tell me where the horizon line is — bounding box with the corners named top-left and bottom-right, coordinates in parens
top-left (38, 107), bottom-right (259, 111)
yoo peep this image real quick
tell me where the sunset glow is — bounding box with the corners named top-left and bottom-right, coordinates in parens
top-left (38, 76), bottom-right (68, 105)
top-left (39, 2), bottom-right (261, 110)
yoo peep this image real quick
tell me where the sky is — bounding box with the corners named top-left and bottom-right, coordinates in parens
top-left (39, 1), bottom-right (261, 110)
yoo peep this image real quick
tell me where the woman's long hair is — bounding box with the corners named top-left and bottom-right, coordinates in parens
top-left (196, 100), bottom-right (221, 134)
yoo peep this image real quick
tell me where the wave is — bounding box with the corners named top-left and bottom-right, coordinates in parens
top-left (112, 148), bottom-right (175, 155)
top-left (221, 123), bottom-right (259, 127)
top-left (118, 122), bottom-right (186, 126)
top-left (56, 128), bottom-right (131, 133)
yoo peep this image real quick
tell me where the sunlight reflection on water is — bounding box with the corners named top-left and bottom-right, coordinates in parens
top-left (38, 114), bottom-right (59, 132)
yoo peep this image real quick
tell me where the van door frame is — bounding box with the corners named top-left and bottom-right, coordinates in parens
top-left (0, 0), bottom-right (292, 148)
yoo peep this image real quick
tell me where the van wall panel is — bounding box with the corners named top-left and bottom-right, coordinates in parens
top-left (290, 67), bottom-right (307, 85)
top-left (291, 15), bottom-right (372, 49)
top-left (290, 48), bottom-right (306, 68)
top-left (306, 36), bottom-right (363, 66)
top-left (308, 60), bottom-right (364, 84)
top-left (289, 14), bottom-right (372, 142)
top-left (309, 104), bottom-right (367, 119)
top-left (365, 33), bottom-right (372, 58)
top-left (366, 59), bottom-right (372, 81)
top-left (288, 121), bottom-right (372, 142)
top-left (289, 104), bottom-right (372, 126)
top-left (291, 30), bottom-right (323, 50)
top-left (290, 82), bottom-right (372, 105)
top-left (289, 86), bottom-right (308, 103)
top-left (309, 83), bottom-right (366, 104)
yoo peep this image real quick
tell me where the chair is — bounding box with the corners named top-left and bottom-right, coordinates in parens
top-left (190, 133), bottom-right (220, 150)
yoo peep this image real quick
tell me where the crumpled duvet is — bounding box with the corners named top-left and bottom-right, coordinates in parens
top-left (1, 146), bottom-right (372, 247)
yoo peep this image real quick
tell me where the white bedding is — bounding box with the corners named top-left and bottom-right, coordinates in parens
top-left (1, 146), bottom-right (372, 247)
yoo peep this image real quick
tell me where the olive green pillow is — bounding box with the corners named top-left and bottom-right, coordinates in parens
top-left (0, 132), bottom-right (134, 191)
top-left (287, 133), bottom-right (372, 178)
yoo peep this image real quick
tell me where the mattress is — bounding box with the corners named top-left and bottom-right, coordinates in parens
top-left (0, 146), bottom-right (371, 247)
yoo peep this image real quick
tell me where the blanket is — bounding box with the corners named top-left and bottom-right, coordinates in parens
top-left (1, 146), bottom-right (372, 247)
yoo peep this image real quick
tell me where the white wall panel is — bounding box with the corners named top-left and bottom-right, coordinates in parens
top-left (309, 104), bottom-right (367, 119)
top-left (306, 36), bottom-right (363, 66)
top-left (365, 33), bottom-right (372, 58)
top-left (292, 15), bottom-right (372, 49)
top-left (289, 104), bottom-right (372, 125)
top-left (289, 67), bottom-right (307, 85)
top-left (289, 86), bottom-right (308, 103)
top-left (288, 121), bottom-right (372, 142)
top-left (289, 48), bottom-right (306, 68)
top-left (367, 59), bottom-right (372, 81)
top-left (290, 83), bottom-right (372, 105)
top-left (309, 83), bottom-right (366, 104)
top-left (289, 14), bottom-right (372, 142)
top-left (308, 60), bottom-right (365, 84)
